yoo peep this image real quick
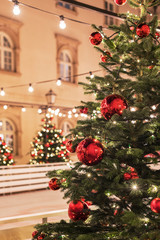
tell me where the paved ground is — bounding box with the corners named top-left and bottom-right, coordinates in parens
top-left (0, 189), bottom-right (67, 218)
top-left (0, 189), bottom-right (69, 240)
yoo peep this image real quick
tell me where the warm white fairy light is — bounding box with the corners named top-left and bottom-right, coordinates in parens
top-left (68, 111), bottom-right (72, 115)
top-left (59, 15), bottom-right (66, 29)
top-left (48, 108), bottom-right (52, 112)
top-left (131, 107), bottom-right (136, 112)
top-left (87, 173), bottom-right (91, 178)
top-left (3, 105), bottom-right (8, 110)
top-left (74, 113), bottom-right (78, 118)
top-left (38, 108), bottom-right (42, 114)
top-left (28, 83), bottom-right (34, 92)
top-left (55, 109), bottom-right (60, 115)
top-left (89, 71), bottom-right (94, 79)
top-left (22, 107), bottom-right (26, 112)
top-left (152, 185), bottom-right (158, 192)
top-left (0, 88), bottom-right (5, 96)
top-left (59, 113), bottom-right (62, 117)
top-left (68, 114), bottom-right (72, 118)
top-left (72, 108), bottom-right (76, 113)
top-left (132, 184), bottom-right (138, 190)
top-left (152, 105), bottom-right (156, 110)
top-left (13, 2), bottom-right (21, 15)
top-left (150, 114), bottom-right (155, 118)
top-left (56, 78), bottom-right (62, 86)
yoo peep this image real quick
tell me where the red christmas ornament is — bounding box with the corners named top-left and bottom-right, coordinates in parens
top-left (91, 189), bottom-right (98, 193)
top-left (49, 178), bottom-right (60, 190)
top-left (155, 32), bottom-right (160, 40)
top-left (2, 142), bottom-right (6, 146)
top-left (123, 172), bottom-right (132, 180)
top-left (136, 24), bottom-right (150, 38)
top-left (76, 138), bottom-right (104, 166)
top-left (150, 198), bottom-right (160, 213)
top-left (148, 65), bottom-right (154, 70)
top-left (68, 200), bottom-right (90, 221)
top-left (114, 0), bottom-right (127, 6)
top-left (100, 51), bottom-right (111, 63)
top-left (89, 32), bottom-right (102, 45)
top-left (80, 107), bottom-right (88, 114)
top-left (100, 94), bottom-right (128, 120)
top-left (32, 231), bottom-right (38, 238)
top-left (37, 234), bottom-right (45, 240)
top-left (130, 26), bottom-right (134, 31)
top-left (8, 155), bottom-right (13, 160)
top-left (45, 143), bottom-right (50, 147)
top-left (130, 172), bottom-right (139, 179)
top-left (66, 140), bottom-right (76, 153)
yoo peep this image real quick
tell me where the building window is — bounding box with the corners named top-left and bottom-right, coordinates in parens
top-left (62, 121), bottom-right (72, 137)
top-left (105, 1), bottom-right (114, 25)
top-left (0, 119), bottom-right (15, 152)
top-left (55, 34), bottom-right (80, 84)
top-left (57, 1), bottom-right (75, 11)
top-left (0, 32), bottom-right (14, 72)
top-left (59, 50), bottom-right (72, 82)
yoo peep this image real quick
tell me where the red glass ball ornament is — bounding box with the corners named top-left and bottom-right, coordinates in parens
top-left (89, 32), bottom-right (102, 45)
top-left (80, 107), bottom-right (88, 114)
top-left (76, 138), bottom-right (104, 166)
top-left (136, 24), bottom-right (150, 38)
top-left (32, 231), bottom-right (38, 238)
top-left (155, 32), bottom-right (160, 40)
top-left (130, 172), bottom-right (139, 179)
top-left (37, 234), bottom-right (45, 240)
top-left (66, 140), bottom-right (76, 153)
top-left (130, 26), bottom-right (134, 31)
top-left (100, 51), bottom-right (111, 63)
top-left (45, 143), bottom-right (50, 148)
top-left (49, 178), bottom-right (60, 190)
top-left (100, 94), bottom-right (128, 120)
top-left (148, 65), bottom-right (154, 70)
top-left (123, 172), bottom-right (131, 180)
top-left (114, 0), bottom-right (127, 6)
top-left (68, 200), bottom-right (90, 221)
top-left (150, 198), bottom-right (160, 213)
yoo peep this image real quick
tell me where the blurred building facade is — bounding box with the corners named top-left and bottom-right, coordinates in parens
top-left (0, 0), bottom-right (159, 164)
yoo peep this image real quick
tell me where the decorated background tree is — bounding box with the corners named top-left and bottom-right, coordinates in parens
top-left (32, 0), bottom-right (160, 239)
top-left (0, 137), bottom-right (14, 166)
top-left (30, 115), bottom-right (69, 164)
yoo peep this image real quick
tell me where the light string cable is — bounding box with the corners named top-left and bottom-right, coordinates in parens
top-left (2, 69), bottom-right (101, 91)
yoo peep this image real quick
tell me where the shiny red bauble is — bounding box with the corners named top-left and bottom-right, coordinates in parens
top-left (150, 198), bottom-right (160, 213)
top-left (123, 172), bottom-right (132, 180)
top-left (80, 107), bottom-right (88, 114)
top-left (155, 32), bottom-right (160, 40)
top-left (37, 234), bottom-right (45, 240)
top-left (89, 32), bottom-right (102, 45)
top-left (100, 94), bottom-right (128, 120)
top-left (66, 140), bottom-right (76, 153)
top-left (32, 231), bottom-right (38, 238)
top-left (100, 51), bottom-right (111, 63)
top-left (68, 200), bottom-right (90, 221)
top-left (114, 0), bottom-right (127, 6)
top-left (76, 138), bottom-right (104, 166)
top-left (136, 24), bottom-right (150, 38)
top-left (48, 178), bottom-right (60, 190)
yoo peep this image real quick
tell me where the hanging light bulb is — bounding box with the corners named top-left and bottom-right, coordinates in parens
top-left (22, 107), bottom-right (26, 112)
top-left (38, 108), bottom-right (42, 114)
top-left (56, 78), bottom-right (62, 86)
top-left (0, 88), bottom-right (5, 96)
top-left (3, 105), bottom-right (8, 110)
top-left (89, 71), bottom-right (94, 79)
top-left (28, 83), bottom-right (34, 92)
top-left (13, 1), bottom-right (21, 15)
top-left (59, 15), bottom-right (66, 29)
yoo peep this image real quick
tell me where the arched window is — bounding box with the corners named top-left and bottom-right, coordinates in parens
top-left (59, 50), bottom-right (72, 82)
top-left (62, 121), bottom-right (72, 137)
top-left (0, 119), bottom-right (15, 152)
top-left (0, 32), bottom-right (14, 71)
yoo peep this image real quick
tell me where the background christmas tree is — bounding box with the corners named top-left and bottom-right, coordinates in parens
top-left (32, 0), bottom-right (160, 239)
top-left (0, 137), bottom-right (14, 166)
top-left (30, 115), bottom-right (69, 164)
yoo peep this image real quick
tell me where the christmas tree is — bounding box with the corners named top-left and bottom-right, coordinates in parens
top-left (32, 0), bottom-right (160, 239)
top-left (30, 115), bottom-right (69, 164)
top-left (0, 137), bottom-right (14, 166)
